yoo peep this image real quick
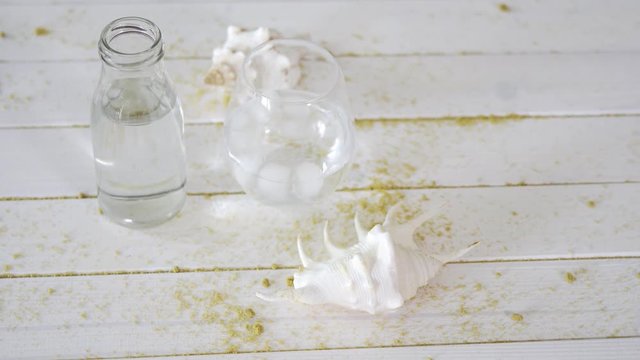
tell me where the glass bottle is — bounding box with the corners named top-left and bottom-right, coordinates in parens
top-left (91, 17), bottom-right (187, 228)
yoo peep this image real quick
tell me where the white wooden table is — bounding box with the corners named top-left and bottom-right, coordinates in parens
top-left (1, 1), bottom-right (640, 358)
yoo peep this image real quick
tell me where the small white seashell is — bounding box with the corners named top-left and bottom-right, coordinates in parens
top-left (204, 25), bottom-right (300, 89)
top-left (204, 26), bottom-right (271, 87)
top-left (257, 203), bottom-right (479, 314)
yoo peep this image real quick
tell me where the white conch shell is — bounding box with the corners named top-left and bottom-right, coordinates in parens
top-left (204, 25), bottom-right (300, 89)
top-left (257, 204), bottom-right (479, 314)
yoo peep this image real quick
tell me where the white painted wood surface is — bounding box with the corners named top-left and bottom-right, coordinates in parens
top-left (1, 0), bottom-right (639, 358)
top-left (3, 54), bottom-right (640, 127)
top-left (142, 337), bottom-right (640, 360)
top-left (2, 116), bottom-right (639, 197)
top-left (2, 0), bottom-right (640, 62)
top-left (2, 184), bottom-right (639, 275)
top-left (2, 260), bottom-right (639, 358)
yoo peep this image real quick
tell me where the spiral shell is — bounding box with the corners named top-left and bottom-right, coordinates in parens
top-left (204, 26), bottom-right (300, 88)
top-left (257, 204), bottom-right (478, 314)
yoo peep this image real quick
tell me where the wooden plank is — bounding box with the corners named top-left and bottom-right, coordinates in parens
top-left (1, 116), bottom-right (639, 198)
top-left (2, 54), bottom-right (640, 127)
top-left (1, 1), bottom-right (639, 62)
top-left (142, 337), bottom-right (640, 360)
top-left (1, 259), bottom-right (638, 358)
top-left (1, 184), bottom-right (638, 275)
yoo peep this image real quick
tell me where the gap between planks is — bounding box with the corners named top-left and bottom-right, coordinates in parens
top-left (0, 180), bottom-right (638, 202)
top-left (61, 335), bottom-right (640, 359)
top-left (1, 256), bottom-right (639, 280)
top-left (2, 112), bottom-right (640, 130)
top-left (5, 49), bottom-right (640, 65)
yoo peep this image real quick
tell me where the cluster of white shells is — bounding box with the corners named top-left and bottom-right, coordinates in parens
top-left (204, 26), bottom-right (299, 89)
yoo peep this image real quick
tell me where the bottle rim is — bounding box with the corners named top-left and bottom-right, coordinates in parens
top-left (99, 16), bottom-right (164, 68)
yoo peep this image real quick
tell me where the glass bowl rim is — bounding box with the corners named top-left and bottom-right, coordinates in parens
top-left (240, 38), bottom-right (342, 104)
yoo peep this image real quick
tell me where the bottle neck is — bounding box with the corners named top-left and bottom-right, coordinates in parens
top-left (100, 58), bottom-right (165, 79)
top-left (98, 17), bottom-right (164, 70)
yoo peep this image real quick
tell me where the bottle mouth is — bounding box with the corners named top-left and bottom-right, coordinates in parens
top-left (99, 16), bottom-right (164, 68)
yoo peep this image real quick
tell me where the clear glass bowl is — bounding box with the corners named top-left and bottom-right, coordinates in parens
top-left (225, 39), bottom-right (355, 206)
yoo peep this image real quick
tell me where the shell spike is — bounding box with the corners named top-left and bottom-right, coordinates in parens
top-left (354, 212), bottom-right (368, 243)
top-left (383, 203), bottom-right (447, 250)
top-left (256, 289), bottom-right (296, 302)
top-left (432, 241), bottom-right (480, 264)
top-left (323, 221), bottom-right (345, 259)
top-left (382, 203), bottom-right (404, 228)
top-left (407, 203), bottom-right (444, 230)
top-left (400, 203), bottom-right (446, 233)
top-left (454, 241), bottom-right (480, 260)
top-left (297, 236), bottom-right (317, 269)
